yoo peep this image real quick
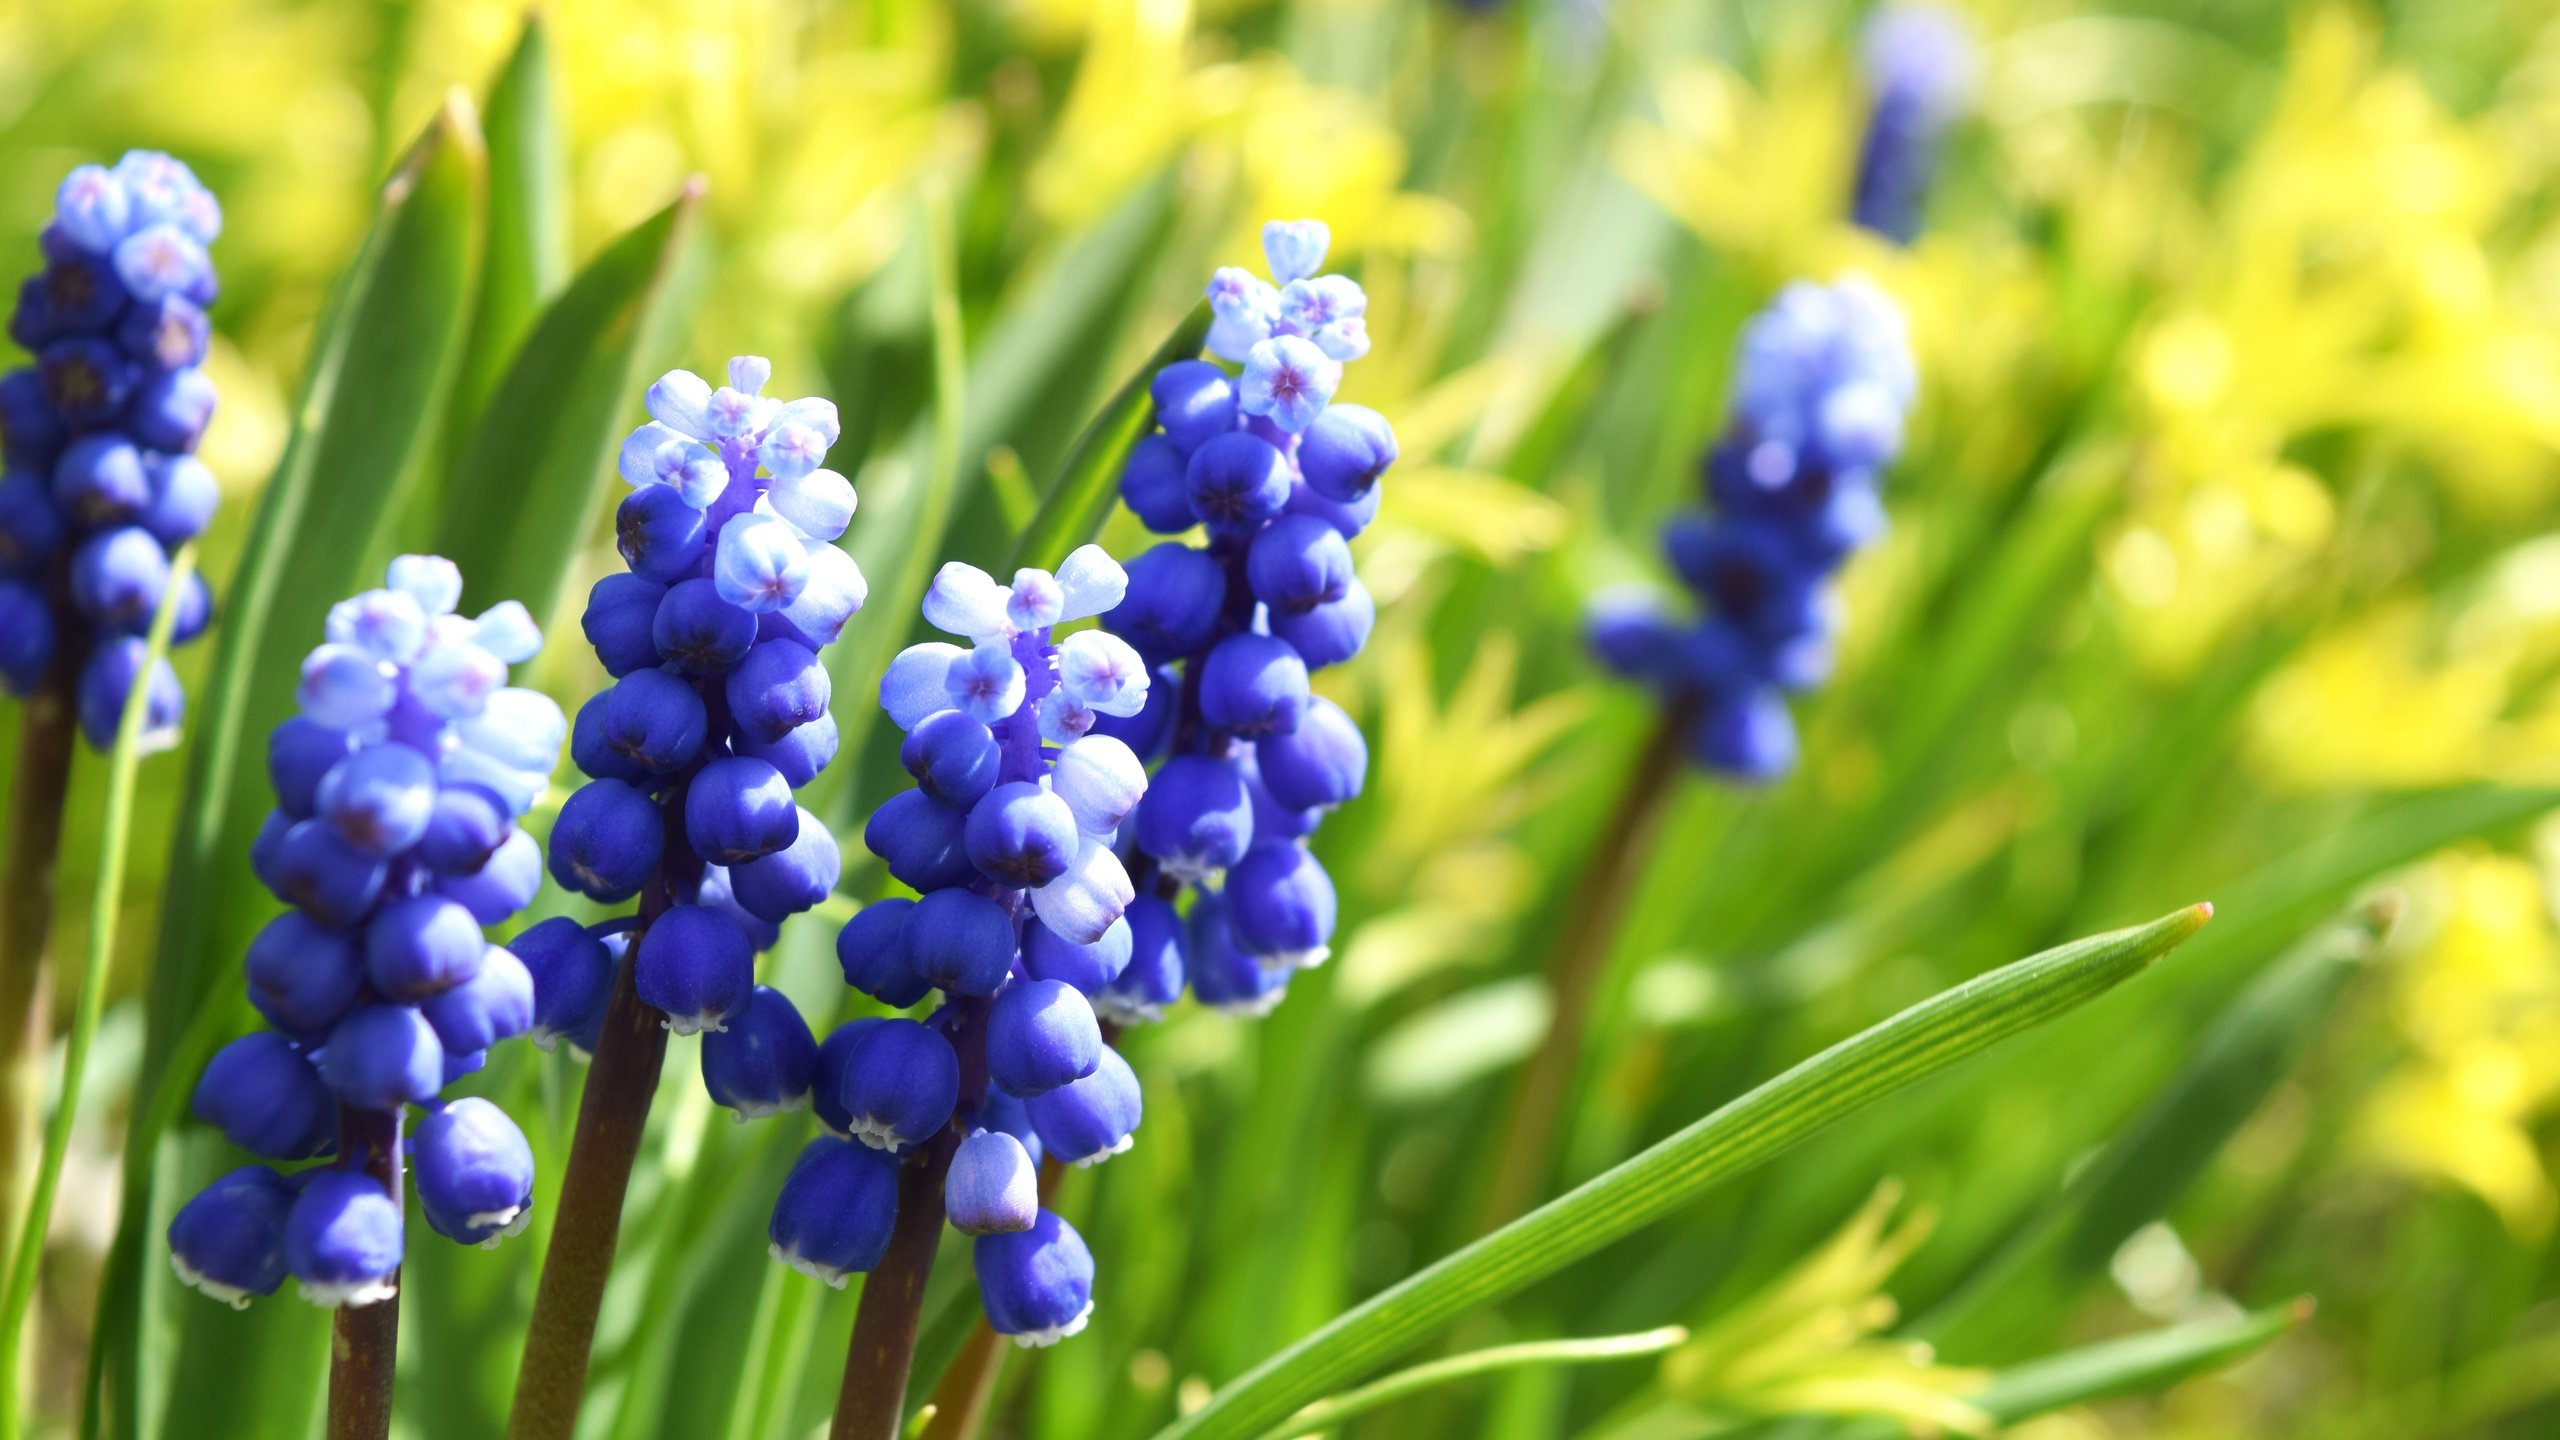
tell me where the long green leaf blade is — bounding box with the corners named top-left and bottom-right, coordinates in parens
top-left (452, 12), bottom-right (570, 432)
top-left (1151, 905), bottom-right (2214, 1440)
top-left (89, 95), bottom-right (486, 1440)
top-left (1003, 298), bottom-right (1210, 571)
top-left (437, 179), bottom-right (707, 622)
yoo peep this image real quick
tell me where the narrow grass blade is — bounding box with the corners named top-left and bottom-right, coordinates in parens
top-left (89, 96), bottom-right (487, 1440)
top-left (436, 179), bottom-right (707, 622)
top-left (1971, 1300), bottom-right (2310, 1424)
top-left (1924, 899), bottom-right (2392, 1357)
top-left (1255, 1326), bottom-right (1690, 1440)
top-left (1001, 298), bottom-right (1210, 572)
top-left (1150, 906), bottom-right (2213, 1440)
top-left (0, 547), bottom-right (195, 1440)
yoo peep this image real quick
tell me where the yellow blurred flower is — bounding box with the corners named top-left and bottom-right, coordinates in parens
top-left (2247, 536), bottom-right (2560, 790)
top-left (2358, 849), bottom-right (2560, 1235)
top-left (2109, 7), bottom-right (2560, 672)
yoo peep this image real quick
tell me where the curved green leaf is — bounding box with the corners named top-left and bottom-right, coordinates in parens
top-left (452, 12), bottom-right (571, 434)
top-left (1002, 298), bottom-right (1210, 572)
top-left (1150, 905), bottom-right (2214, 1440)
top-left (89, 95), bottom-right (486, 1440)
top-left (436, 178), bottom-right (707, 622)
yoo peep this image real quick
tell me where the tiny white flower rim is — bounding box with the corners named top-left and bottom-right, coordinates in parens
top-left (298, 1274), bottom-right (399, 1309)
top-left (170, 1251), bottom-right (257, 1311)
top-left (770, 1241), bottom-right (852, 1290)
top-left (1006, 1299), bottom-right (1096, 1348)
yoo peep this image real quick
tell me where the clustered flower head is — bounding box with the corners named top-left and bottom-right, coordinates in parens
top-left (167, 557), bottom-right (564, 1308)
top-left (1851, 4), bottom-right (1975, 244)
top-left (770, 548), bottom-right (1152, 1346)
top-left (1591, 277), bottom-right (1917, 779)
top-left (541, 357), bottom-right (861, 1075)
top-left (0, 153), bottom-right (224, 748)
top-left (1095, 218), bottom-right (1383, 1022)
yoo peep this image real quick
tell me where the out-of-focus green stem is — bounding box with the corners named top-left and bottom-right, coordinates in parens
top-left (0, 546), bottom-right (192, 1439)
top-left (1479, 710), bottom-right (1687, 1232)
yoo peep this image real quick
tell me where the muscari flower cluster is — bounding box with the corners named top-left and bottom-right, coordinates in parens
top-left (542, 358), bottom-right (861, 1098)
top-left (1092, 219), bottom-right (1383, 1021)
top-left (1590, 277), bottom-right (1916, 780)
top-left (166, 557), bottom-right (565, 1308)
top-left (1850, 4), bottom-right (1975, 245)
top-left (0, 153), bottom-right (224, 747)
top-left (764, 550), bottom-right (1152, 1345)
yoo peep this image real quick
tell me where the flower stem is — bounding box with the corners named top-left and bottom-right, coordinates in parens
top-left (505, 918), bottom-right (669, 1440)
top-left (834, 997), bottom-right (989, 1440)
top-left (0, 546), bottom-right (191, 1439)
top-left (508, 782), bottom-right (694, 1440)
top-left (832, 1138), bottom-right (956, 1440)
top-left (0, 658), bottom-right (78, 1282)
top-left (1477, 710), bottom-right (1687, 1233)
top-left (328, 1105), bottom-right (404, 1440)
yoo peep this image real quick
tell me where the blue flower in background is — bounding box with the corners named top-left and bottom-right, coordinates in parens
top-left (0, 152), bottom-right (224, 748)
top-left (1096, 217), bottom-right (1384, 1023)
top-left (780, 547), bottom-right (1150, 1346)
top-left (167, 557), bottom-right (562, 1308)
top-left (1851, 4), bottom-right (1975, 244)
top-left (1592, 276), bottom-right (1917, 779)
top-left (547, 357), bottom-right (862, 1096)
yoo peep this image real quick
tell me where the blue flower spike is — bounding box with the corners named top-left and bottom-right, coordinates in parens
top-left (1852, 5), bottom-right (1975, 244)
top-left (763, 544), bottom-right (1152, 1347)
top-left (1094, 215), bottom-right (1387, 1023)
top-left (2, 152), bottom-right (224, 744)
top-left (1591, 277), bottom-right (1917, 779)
top-left (169, 557), bottom-right (565, 1309)
top-left (553, 357), bottom-right (863, 1090)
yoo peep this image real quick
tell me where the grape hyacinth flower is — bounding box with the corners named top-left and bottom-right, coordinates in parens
top-left (509, 360), bottom-right (863, 1434)
top-left (776, 547), bottom-right (1149, 1348)
top-left (544, 355), bottom-right (860, 1062)
top-left (167, 557), bottom-right (561, 1309)
top-left (0, 152), bottom-right (223, 748)
top-left (1850, 5), bottom-right (1975, 244)
top-left (1590, 277), bottom-right (1916, 776)
top-left (1098, 218), bottom-right (1383, 1022)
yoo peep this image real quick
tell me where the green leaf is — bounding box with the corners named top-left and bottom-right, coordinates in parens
top-left (1922, 900), bottom-right (2391, 1358)
top-left (1971, 1300), bottom-right (2310, 1424)
top-left (436, 178), bottom-right (707, 623)
top-left (1000, 298), bottom-right (1210, 572)
top-left (88, 96), bottom-right (486, 1440)
top-left (1149, 906), bottom-right (2214, 1440)
top-left (451, 12), bottom-right (571, 434)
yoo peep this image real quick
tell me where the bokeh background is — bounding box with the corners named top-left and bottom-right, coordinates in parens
top-left (9, 0), bottom-right (2560, 1436)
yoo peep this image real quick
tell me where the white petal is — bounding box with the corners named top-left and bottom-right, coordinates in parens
top-left (455, 688), bottom-right (566, 773)
top-left (1049, 735), bottom-right (1146, 837)
top-left (767, 467), bottom-right (856, 541)
top-left (1056, 631), bottom-right (1149, 716)
top-left (646, 370), bottom-right (716, 440)
top-left (471, 601), bottom-right (541, 664)
top-left (1052, 545), bottom-right (1127, 623)
top-left (1030, 841), bottom-right (1134, 944)
top-left (1036, 689), bottom-right (1096, 747)
top-left (386, 555), bottom-right (463, 616)
top-left (922, 562), bottom-right (1013, 640)
top-left (778, 540), bottom-right (866, 646)
top-left (881, 644), bottom-right (964, 731)
top-left (1005, 569), bottom-right (1063, 632)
